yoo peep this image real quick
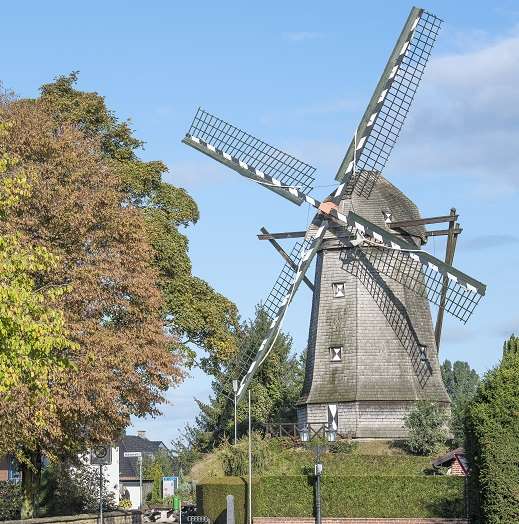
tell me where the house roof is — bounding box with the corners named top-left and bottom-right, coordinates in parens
top-left (119, 434), bottom-right (168, 480)
top-left (432, 447), bottom-right (465, 468)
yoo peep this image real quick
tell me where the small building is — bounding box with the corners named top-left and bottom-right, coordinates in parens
top-left (119, 430), bottom-right (168, 509)
top-left (432, 447), bottom-right (469, 476)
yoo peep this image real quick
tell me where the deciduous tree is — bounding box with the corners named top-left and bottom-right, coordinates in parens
top-left (0, 93), bottom-right (178, 516)
top-left (38, 73), bottom-right (239, 371)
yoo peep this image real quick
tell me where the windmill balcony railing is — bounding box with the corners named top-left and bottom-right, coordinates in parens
top-left (263, 422), bottom-right (353, 441)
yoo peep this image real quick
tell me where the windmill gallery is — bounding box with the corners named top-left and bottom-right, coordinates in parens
top-left (182, 6), bottom-right (487, 439)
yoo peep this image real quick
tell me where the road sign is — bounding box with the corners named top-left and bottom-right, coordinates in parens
top-left (163, 476), bottom-right (178, 498)
top-left (123, 451), bottom-right (142, 458)
top-left (90, 445), bottom-right (112, 465)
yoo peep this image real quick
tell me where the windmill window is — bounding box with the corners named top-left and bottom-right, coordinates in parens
top-left (330, 346), bottom-right (342, 362)
top-left (332, 282), bottom-right (345, 298)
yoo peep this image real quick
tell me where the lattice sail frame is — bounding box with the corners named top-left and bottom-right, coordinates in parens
top-left (334, 9), bottom-right (443, 199)
top-left (234, 221), bottom-right (329, 402)
top-left (342, 250), bottom-right (433, 387)
top-left (336, 211), bottom-right (486, 323)
top-left (183, 108), bottom-right (316, 205)
top-left (213, 238), bottom-right (316, 402)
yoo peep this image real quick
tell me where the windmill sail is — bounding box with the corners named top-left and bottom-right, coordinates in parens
top-left (341, 212), bottom-right (486, 323)
top-left (234, 220), bottom-right (329, 402)
top-left (334, 8), bottom-right (442, 199)
top-left (183, 108), bottom-right (316, 205)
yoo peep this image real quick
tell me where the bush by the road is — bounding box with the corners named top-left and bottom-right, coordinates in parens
top-left (0, 481), bottom-right (22, 520)
top-left (197, 475), bottom-right (464, 523)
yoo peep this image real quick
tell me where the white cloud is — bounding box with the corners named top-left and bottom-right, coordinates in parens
top-left (394, 29), bottom-right (519, 192)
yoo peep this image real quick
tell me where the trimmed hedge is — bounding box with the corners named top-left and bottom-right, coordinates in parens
top-left (246, 451), bottom-right (433, 477)
top-left (197, 475), bottom-right (465, 523)
top-left (197, 477), bottom-right (251, 524)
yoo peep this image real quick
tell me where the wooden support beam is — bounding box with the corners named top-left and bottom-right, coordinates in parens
top-left (425, 227), bottom-right (463, 237)
top-left (435, 209), bottom-right (460, 351)
top-left (257, 231), bottom-right (307, 240)
top-left (389, 214), bottom-right (459, 229)
top-left (260, 227), bottom-right (314, 292)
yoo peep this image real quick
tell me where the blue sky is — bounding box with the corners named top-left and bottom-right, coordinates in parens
top-left (2, 0), bottom-right (519, 445)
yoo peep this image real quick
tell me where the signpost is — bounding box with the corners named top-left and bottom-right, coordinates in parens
top-left (90, 445), bottom-right (112, 524)
top-left (162, 476), bottom-right (178, 498)
top-left (123, 451), bottom-right (143, 509)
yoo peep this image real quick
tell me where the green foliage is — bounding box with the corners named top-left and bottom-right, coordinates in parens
top-left (198, 475), bottom-right (465, 522)
top-left (192, 306), bottom-right (305, 451)
top-left (0, 481), bottom-right (23, 520)
top-left (328, 439), bottom-right (357, 454)
top-left (40, 460), bottom-right (116, 516)
top-left (196, 437), bottom-right (434, 478)
top-left (218, 433), bottom-right (272, 476)
top-left (0, 158), bottom-right (76, 399)
top-left (171, 430), bottom-right (203, 475)
top-left (441, 359), bottom-right (480, 445)
top-left (38, 73), bottom-right (239, 371)
top-left (465, 335), bottom-right (519, 523)
top-left (404, 401), bottom-right (448, 455)
top-left (197, 477), bottom-right (249, 524)
top-left (143, 449), bottom-right (175, 502)
top-left (503, 333), bottom-right (519, 360)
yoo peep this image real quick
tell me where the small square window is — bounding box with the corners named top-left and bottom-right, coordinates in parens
top-left (332, 282), bottom-right (345, 298)
top-left (329, 346), bottom-right (342, 362)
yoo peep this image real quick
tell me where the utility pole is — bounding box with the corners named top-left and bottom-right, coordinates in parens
top-left (139, 455), bottom-right (143, 511)
top-left (233, 380), bottom-right (239, 445)
top-left (248, 389), bottom-right (252, 524)
top-left (99, 464), bottom-right (103, 524)
top-left (314, 445), bottom-right (322, 524)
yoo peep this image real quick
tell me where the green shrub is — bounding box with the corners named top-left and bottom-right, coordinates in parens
top-left (197, 475), bottom-right (465, 523)
top-left (404, 401), bottom-right (448, 455)
top-left (328, 439), bottom-right (357, 454)
top-left (218, 434), bottom-right (271, 476)
top-left (40, 460), bottom-right (116, 516)
top-left (465, 335), bottom-right (519, 523)
top-left (0, 481), bottom-right (22, 520)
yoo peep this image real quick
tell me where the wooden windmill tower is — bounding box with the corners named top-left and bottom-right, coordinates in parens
top-left (182, 7), bottom-right (486, 438)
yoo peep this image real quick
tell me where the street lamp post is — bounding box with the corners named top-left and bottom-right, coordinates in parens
top-left (247, 389), bottom-right (252, 524)
top-left (298, 424), bottom-right (337, 524)
top-left (232, 380), bottom-right (239, 445)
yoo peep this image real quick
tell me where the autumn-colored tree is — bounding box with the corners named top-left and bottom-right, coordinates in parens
top-left (0, 151), bottom-right (75, 399)
top-left (0, 95), bottom-right (179, 516)
top-left (38, 73), bottom-right (239, 372)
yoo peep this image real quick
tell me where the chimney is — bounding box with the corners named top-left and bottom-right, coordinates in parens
top-left (137, 430), bottom-right (147, 439)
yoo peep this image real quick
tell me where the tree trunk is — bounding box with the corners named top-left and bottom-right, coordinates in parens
top-left (20, 451), bottom-right (42, 519)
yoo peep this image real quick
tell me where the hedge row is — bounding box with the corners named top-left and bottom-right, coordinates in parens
top-left (197, 475), bottom-right (465, 524)
top-left (265, 453), bottom-right (434, 476)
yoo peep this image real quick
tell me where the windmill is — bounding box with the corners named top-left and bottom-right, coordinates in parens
top-left (182, 7), bottom-right (487, 438)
